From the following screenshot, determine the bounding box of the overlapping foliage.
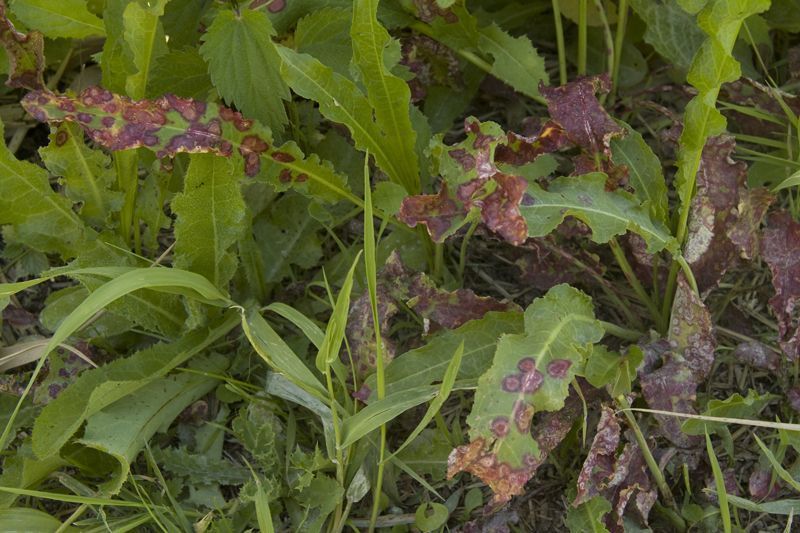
[1,0,800,531]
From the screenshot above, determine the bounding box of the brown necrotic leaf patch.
[0,0,44,90]
[762,211,800,361]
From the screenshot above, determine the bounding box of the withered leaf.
[539,74,624,159]
[0,1,44,90]
[727,187,774,260]
[762,211,800,361]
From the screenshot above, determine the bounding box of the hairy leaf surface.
[10,0,105,39]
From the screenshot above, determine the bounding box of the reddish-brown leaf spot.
[762,211,800,360]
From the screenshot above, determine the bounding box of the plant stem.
[599,321,643,341]
[552,0,567,85]
[608,238,663,329]
[578,0,588,75]
[593,0,615,99]
[610,0,628,101]
[458,218,479,284]
[616,395,682,519]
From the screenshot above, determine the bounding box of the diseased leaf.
[477,23,547,100]
[732,341,780,372]
[22,88,349,202]
[573,406,657,527]
[449,284,604,504]
[39,123,123,227]
[10,0,105,39]
[200,7,289,132]
[640,276,715,447]
[521,173,680,255]
[352,0,419,193]
[762,211,800,361]
[539,75,623,166]
[0,1,43,89]
[684,135,746,292]
[628,0,705,73]
[348,252,519,380]
[172,154,246,289]
[727,187,774,260]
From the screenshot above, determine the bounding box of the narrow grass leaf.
[706,429,732,533]
[265,302,325,349]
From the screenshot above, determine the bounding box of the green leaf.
[31,313,238,459]
[584,345,643,397]
[414,502,449,532]
[295,7,352,76]
[352,0,419,193]
[253,194,323,284]
[148,47,214,99]
[674,0,771,234]
[565,496,611,533]
[477,23,548,101]
[200,7,289,132]
[628,0,705,73]
[277,46,409,191]
[367,311,522,399]
[100,0,135,94]
[10,0,105,39]
[610,122,669,223]
[172,154,245,289]
[452,285,604,504]
[0,508,78,532]
[316,252,360,373]
[123,0,170,99]
[0,119,94,258]
[75,354,226,494]
[521,173,680,254]
[39,123,123,227]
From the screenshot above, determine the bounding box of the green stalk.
[609,238,664,329]
[457,218,479,284]
[593,0,615,97]
[577,0,588,75]
[610,0,628,101]
[599,321,643,341]
[551,0,567,85]
[363,155,387,533]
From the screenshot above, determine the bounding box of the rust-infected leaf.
[684,135,746,292]
[574,406,657,528]
[0,1,44,90]
[640,359,701,448]
[539,74,623,159]
[494,120,570,166]
[728,187,774,260]
[762,211,800,361]
[668,276,716,380]
[346,252,517,378]
[732,341,780,372]
[515,236,606,292]
[21,88,347,202]
[398,183,465,242]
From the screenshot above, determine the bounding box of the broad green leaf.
[610,122,669,223]
[172,154,245,289]
[31,313,238,459]
[674,0,771,234]
[628,0,705,73]
[200,7,289,132]
[0,440,67,508]
[277,46,407,192]
[452,285,603,504]
[352,0,419,193]
[521,173,680,254]
[39,123,123,227]
[75,354,226,494]
[477,23,548,101]
[565,496,611,533]
[415,502,449,532]
[253,194,323,284]
[364,311,523,398]
[0,119,94,258]
[584,345,643,398]
[295,7,352,76]
[23,88,352,204]
[148,47,213,99]
[10,0,105,39]
[161,0,211,49]
[100,0,135,94]
[123,0,170,99]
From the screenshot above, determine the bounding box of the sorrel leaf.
[449,284,603,504]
